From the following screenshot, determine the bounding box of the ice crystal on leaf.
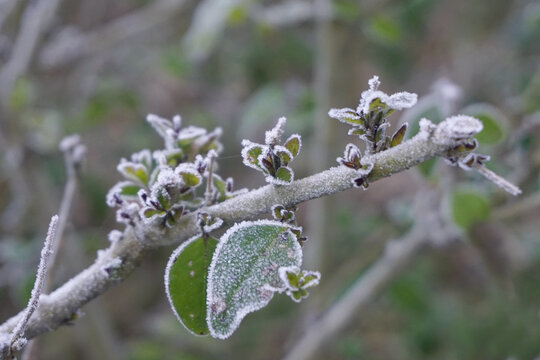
[206,220,303,339]
[241,117,302,185]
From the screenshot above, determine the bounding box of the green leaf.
[166,235,218,336]
[213,175,227,198]
[284,135,301,158]
[275,147,292,165]
[119,184,141,196]
[246,145,263,166]
[461,104,507,145]
[207,220,303,339]
[118,163,149,185]
[450,189,491,230]
[275,166,293,183]
[179,171,201,187]
[391,123,408,147]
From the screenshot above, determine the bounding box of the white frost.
[433,115,483,146]
[206,219,303,339]
[265,117,287,146]
[356,76,417,114]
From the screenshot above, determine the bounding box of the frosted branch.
[7,215,58,357]
[473,164,522,196]
[0,116,516,349]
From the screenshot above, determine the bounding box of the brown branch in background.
[0,0,61,105]
[282,192,451,360]
[45,135,87,291]
[38,0,188,69]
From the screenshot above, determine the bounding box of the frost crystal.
[433,115,483,146]
[107,230,124,243]
[265,117,287,146]
[357,76,417,114]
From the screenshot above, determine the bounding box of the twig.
[473,164,522,196]
[20,136,86,359]
[282,192,445,360]
[492,191,540,221]
[0,117,511,348]
[204,150,217,206]
[38,0,188,69]
[7,215,58,357]
[45,135,86,291]
[0,127,29,233]
[250,1,316,27]
[0,0,61,105]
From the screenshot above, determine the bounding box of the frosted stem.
[205,151,217,206]
[473,164,522,196]
[8,215,58,355]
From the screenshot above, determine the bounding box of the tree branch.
[281,191,448,360]
[4,215,58,358]
[0,0,61,105]
[38,0,188,69]
[0,116,498,353]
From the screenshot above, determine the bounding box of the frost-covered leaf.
[275,166,293,184]
[278,266,321,303]
[106,181,139,207]
[390,123,408,147]
[450,189,491,230]
[284,134,301,158]
[176,165,202,188]
[241,140,265,170]
[206,220,303,339]
[117,161,148,186]
[328,108,363,125]
[271,204,296,224]
[166,235,218,336]
[275,146,293,165]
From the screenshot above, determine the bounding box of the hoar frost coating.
[206,219,303,339]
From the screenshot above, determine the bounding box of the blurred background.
[1,0,540,359]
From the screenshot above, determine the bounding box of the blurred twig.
[282,193,446,360]
[20,135,87,360]
[39,0,188,69]
[250,1,316,27]
[0,0,61,106]
[44,135,86,291]
[0,127,29,233]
